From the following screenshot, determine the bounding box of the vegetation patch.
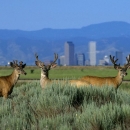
[0,81,130,129]
[1,66,130,80]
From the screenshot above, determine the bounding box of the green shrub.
[0,81,130,129]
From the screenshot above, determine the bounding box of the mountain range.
[0,21,130,65]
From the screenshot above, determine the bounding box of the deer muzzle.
[24,72,27,75]
[22,70,27,75]
[123,72,127,76]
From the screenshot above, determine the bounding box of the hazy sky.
[0,0,130,31]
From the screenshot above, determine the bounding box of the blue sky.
[0,0,130,31]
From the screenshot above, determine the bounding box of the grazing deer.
[35,53,90,88]
[80,55,130,89]
[0,60,26,98]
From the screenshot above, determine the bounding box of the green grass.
[1,66,130,80]
[0,66,41,79]
[1,82,130,129]
[1,66,130,129]
[50,66,119,79]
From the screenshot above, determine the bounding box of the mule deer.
[0,60,26,98]
[80,55,130,89]
[35,53,90,88]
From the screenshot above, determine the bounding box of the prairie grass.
[1,66,130,80]
[0,81,130,129]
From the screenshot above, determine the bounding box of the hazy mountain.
[0,21,130,65]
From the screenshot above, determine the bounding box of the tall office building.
[74,54,78,65]
[115,51,123,65]
[64,41,74,66]
[77,53,85,66]
[89,41,96,66]
[59,55,65,66]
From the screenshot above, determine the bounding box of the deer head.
[110,55,130,78]
[35,53,58,77]
[10,60,27,75]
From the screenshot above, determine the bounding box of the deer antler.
[13,60,18,67]
[50,53,58,66]
[124,54,130,69]
[35,53,44,68]
[19,61,26,68]
[19,61,23,66]
[35,53,39,61]
[10,60,18,68]
[110,55,121,69]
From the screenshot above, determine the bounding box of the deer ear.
[10,62,15,68]
[51,63,57,69]
[115,66,122,70]
[35,61,39,66]
[22,64,26,68]
[114,66,118,70]
[35,61,43,68]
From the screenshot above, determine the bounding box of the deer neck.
[10,69,20,86]
[115,71,124,87]
[40,69,51,88]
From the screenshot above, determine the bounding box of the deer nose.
[24,72,27,75]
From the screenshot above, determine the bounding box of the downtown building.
[88,41,96,66]
[64,41,74,66]
[77,53,85,66]
[59,55,65,66]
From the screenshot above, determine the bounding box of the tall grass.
[0,81,130,129]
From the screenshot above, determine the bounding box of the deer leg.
[3,94,8,99]
[2,91,8,99]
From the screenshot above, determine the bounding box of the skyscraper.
[64,41,74,66]
[116,51,123,65]
[59,55,65,66]
[74,54,78,65]
[77,53,85,66]
[89,41,96,66]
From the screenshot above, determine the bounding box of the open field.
[1,66,130,129]
[1,65,130,90]
[1,66,130,80]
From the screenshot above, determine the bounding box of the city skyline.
[58,41,126,66]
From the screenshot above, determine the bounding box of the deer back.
[80,55,130,89]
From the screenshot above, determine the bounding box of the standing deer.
[35,53,90,88]
[80,55,130,89]
[0,60,26,98]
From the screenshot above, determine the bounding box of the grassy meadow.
[0,66,130,129]
[1,65,130,80]
[0,82,130,129]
